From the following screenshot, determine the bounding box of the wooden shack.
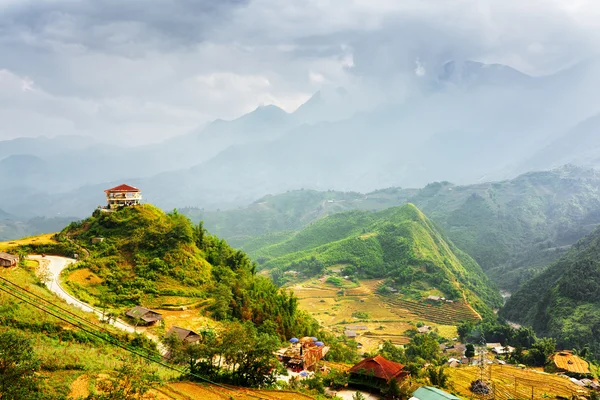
[0,252,19,267]
[125,306,163,326]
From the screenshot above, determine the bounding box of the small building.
[0,252,19,267]
[486,342,502,349]
[444,343,467,357]
[410,386,461,400]
[426,295,441,302]
[166,326,201,344]
[491,345,515,355]
[346,325,369,331]
[91,237,105,244]
[417,325,431,334]
[345,330,357,338]
[125,306,163,326]
[104,184,142,209]
[349,355,408,392]
[552,351,590,375]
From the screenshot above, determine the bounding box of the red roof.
[349,355,406,381]
[104,184,140,193]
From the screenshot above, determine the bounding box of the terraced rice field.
[156,382,315,399]
[386,297,480,325]
[448,365,587,400]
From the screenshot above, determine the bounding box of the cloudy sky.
[0,0,598,145]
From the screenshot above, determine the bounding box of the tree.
[427,366,449,388]
[525,337,556,367]
[465,344,475,362]
[0,330,42,400]
[405,334,442,365]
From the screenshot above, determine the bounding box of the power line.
[0,278,271,400]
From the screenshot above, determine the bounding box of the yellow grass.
[159,382,316,400]
[68,268,103,286]
[448,365,588,400]
[0,233,56,251]
[435,325,458,339]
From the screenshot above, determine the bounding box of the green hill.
[60,205,317,340]
[186,166,600,291]
[254,204,502,317]
[501,227,600,360]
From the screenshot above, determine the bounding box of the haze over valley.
[3,1,600,399]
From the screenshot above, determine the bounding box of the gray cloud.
[0,0,598,143]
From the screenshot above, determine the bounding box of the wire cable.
[0,278,271,400]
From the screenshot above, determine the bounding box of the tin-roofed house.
[0,252,19,267]
[125,306,163,326]
[410,386,461,400]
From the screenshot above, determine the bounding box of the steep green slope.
[501,227,600,359]
[256,204,502,315]
[61,205,317,339]
[188,166,600,291]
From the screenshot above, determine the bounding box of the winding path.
[29,255,140,335]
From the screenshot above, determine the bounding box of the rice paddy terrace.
[290,278,476,347]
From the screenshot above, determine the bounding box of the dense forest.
[501,226,600,361]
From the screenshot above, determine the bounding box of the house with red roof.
[348,355,408,391]
[104,184,142,209]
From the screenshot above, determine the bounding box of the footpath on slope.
[29,255,164,352]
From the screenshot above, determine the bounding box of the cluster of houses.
[277,337,330,372]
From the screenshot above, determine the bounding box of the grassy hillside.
[61,205,318,340]
[501,226,600,360]
[254,204,502,316]
[187,166,600,291]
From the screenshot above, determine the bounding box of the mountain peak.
[437,60,531,86]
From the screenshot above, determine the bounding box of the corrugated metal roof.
[412,386,461,400]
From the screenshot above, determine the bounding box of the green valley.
[501,226,600,361]
[253,203,502,320]
[187,166,600,291]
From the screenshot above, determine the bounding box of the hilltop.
[187,166,600,291]
[60,204,317,340]
[501,226,600,360]
[253,204,502,317]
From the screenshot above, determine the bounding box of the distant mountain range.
[2,58,600,218]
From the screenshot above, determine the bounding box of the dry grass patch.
[68,374,90,399]
[68,268,103,286]
[0,233,56,251]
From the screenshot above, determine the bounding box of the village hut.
[348,355,408,391]
[166,326,201,344]
[0,252,19,267]
[125,306,163,326]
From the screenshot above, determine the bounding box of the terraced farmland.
[448,365,587,400]
[386,297,480,325]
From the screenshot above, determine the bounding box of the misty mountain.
[0,135,96,160]
[2,59,600,218]
[518,112,600,172]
